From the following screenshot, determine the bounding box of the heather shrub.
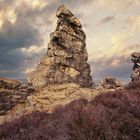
[0,90,140,140]
[125,79,140,90]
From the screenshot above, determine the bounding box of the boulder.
[100,77,123,90]
[27,5,93,88]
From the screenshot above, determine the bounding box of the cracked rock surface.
[27,5,93,88]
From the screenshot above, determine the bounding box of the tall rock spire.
[28,5,93,88]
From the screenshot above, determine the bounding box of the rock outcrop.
[0,78,33,115]
[28,5,93,88]
[99,77,123,90]
[26,84,96,112]
[0,83,99,124]
[0,77,21,89]
[131,52,140,81]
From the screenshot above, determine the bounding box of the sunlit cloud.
[22,0,48,9]
[7,9,17,24]
[20,45,47,54]
[124,16,140,32]
[0,10,4,29]
[25,67,34,75]
[110,59,121,67]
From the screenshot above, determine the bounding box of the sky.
[0,0,140,82]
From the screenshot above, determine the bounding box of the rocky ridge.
[27,5,93,88]
[0,80,123,125]
[0,83,100,124]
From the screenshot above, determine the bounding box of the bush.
[0,86,140,140]
[125,79,140,90]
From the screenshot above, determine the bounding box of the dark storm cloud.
[0,20,43,52]
[97,16,114,26]
[0,48,43,78]
[0,14,44,78]
[0,1,46,78]
[0,49,25,78]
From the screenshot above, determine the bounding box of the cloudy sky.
[0,0,140,82]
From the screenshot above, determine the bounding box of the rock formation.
[28,5,93,88]
[0,83,99,124]
[131,52,140,81]
[99,77,123,90]
[0,77,21,89]
[0,78,33,115]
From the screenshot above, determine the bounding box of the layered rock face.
[131,52,140,81]
[28,5,93,88]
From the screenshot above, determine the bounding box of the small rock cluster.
[99,77,123,90]
[28,5,93,88]
[131,52,140,81]
[0,78,33,115]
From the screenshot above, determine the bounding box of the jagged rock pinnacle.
[27,5,93,88]
[56,5,72,17]
[56,5,82,27]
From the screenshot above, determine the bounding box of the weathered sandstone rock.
[0,77,21,89]
[0,78,33,115]
[28,5,93,88]
[131,52,140,81]
[99,77,123,90]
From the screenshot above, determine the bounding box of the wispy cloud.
[97,16,114,26]
[124,16,140,32]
